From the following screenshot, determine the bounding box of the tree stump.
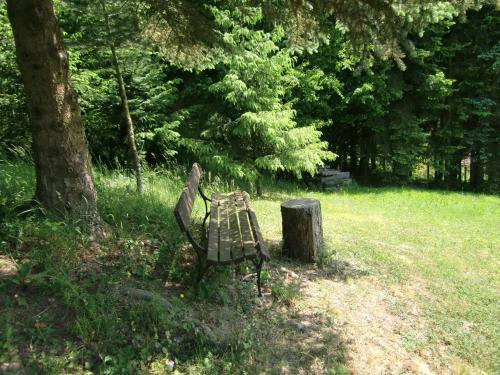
[281,198,323,262]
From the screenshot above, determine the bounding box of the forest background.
[1,0,498,194]
[1,1,499,373]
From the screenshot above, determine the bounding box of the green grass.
[254,184,500,372]
[1,160,499,373]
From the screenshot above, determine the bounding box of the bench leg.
[195,250,209,284]
[196,257,203,283]
[253,257,264,297]
[201,211,210,240]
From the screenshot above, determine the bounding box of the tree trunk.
[281,198,323,262]
[444,156,461,190]
[470,147,484,191]
[7,0,102,232]
[486,137,500,192]
[359,143,369,184]
[256,176,263,197]
[339,151,347,171]
[101,0,143,194]
[434,159,443,185]
[370,149,376,171]
[349,143,358,175]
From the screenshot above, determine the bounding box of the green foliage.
[1,0,497,191]
[58,0,182,167]
[289,4,498,190]
[0,162,202,373]
[182,4,334,187]
[129,58,181,164]
[0,3,29,154]
[271,279,301,305]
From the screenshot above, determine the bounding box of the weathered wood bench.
[174,163,270,296]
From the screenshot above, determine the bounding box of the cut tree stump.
[281,198,323,262]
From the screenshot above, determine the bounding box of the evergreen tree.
[59,0,181,169]
[0,3,29,153]
[61,0,148,192]
[182,6,334,193]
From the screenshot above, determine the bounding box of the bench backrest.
[174,163,202,232]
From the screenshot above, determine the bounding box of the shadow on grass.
[0,164,351,374]
[188,267,350,374]
[267,240,370,283]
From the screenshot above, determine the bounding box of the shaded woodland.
[1,2,499,374]
[1,1,498,204]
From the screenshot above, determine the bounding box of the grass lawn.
[1,161,499,374]
[255,184,500,373]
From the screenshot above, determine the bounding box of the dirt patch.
[185,259,447,374]
[191,259,452,374]
[261,260,460,375]
[301,277,438,374]
[187,268,346,374]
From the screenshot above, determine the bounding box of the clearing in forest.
[1,164,499,374]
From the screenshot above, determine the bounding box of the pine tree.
[182,5,334,193]
[60,0,182,184]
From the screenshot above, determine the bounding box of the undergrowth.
[1,158,498,374]
[1,159,344,374]
[0,161,273,374]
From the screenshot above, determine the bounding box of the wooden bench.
[174,163,270,296]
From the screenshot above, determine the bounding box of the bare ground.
[203,258,478,375]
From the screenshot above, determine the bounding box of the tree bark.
[470,147,484,191]
[370,148,376,171]
[349,142,358,175]
[486,137,500,192]
[100,0,143,194]
[434,159,443,185]
[256,176,263,197]
[281,198,323,262]
[7,0,102,231]
[444,156,461,189]
[358,128,370,183]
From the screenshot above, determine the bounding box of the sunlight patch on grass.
[255,186,499,372]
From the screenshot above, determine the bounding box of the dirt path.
[301,278,434,374]
[273,263,455,375]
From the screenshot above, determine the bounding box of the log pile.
[318,167,352,190]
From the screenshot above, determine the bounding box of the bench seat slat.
[207,194,220,264]
[235,193,257,259]
[229,195,245,263]
[218,199,232,264]
[243,192,270,261]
